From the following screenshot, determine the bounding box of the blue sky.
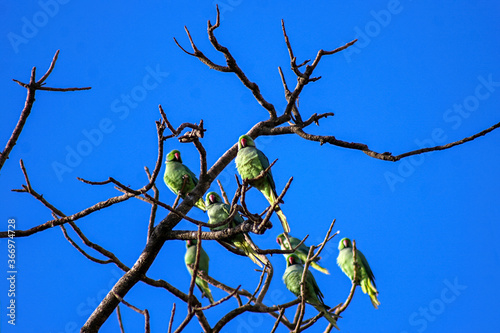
[1,1,499,332]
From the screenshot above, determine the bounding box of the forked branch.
[1,50,91,172]
[174,5,277,119]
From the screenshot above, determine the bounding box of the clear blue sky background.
[1,1,499,332]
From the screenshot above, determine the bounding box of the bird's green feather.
[235,135,290,233]
[337,238,380,308]
[282,255,339,329]
[164,150,206,212]
[184,240,214,304]
[205,192,264,267]
[277,234,330,274]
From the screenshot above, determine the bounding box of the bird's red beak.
[343,239,349,248]
[241,138,247,147]
[174,152,180,161]
[276,237,281,245]
[209,194,215,203]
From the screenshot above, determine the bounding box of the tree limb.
[1,50,91,172]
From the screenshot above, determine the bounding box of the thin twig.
[167,303,176,333]
[175,5,278,118]
[187,225,203,314]
[195,286,241,311]
[255,235,309,255]
[310,219,337,263]
[116,305,125,333]
[281,19,303,78]
[256,256,274,304]
[194,270,253,300]
[293,246,314,332]
[112,292,150,333]
[173,313,196,333]
[60,224,112,265]
[113,187,209,227]
[0,50,90,172]
[250,266,268,303]
[217,180,230,204]
[257,177,293,233]
[158,105,176,134]
[144,166,159,241]
[3,121,166,238]
[270,308,285,333]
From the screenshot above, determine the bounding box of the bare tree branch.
[195,286,240,311]
[66,9,499,333]
[187,226,203,314]
[144,166,159,241]
[1,50,91,172]
[116,305,125,333]
[217,179,230,204]
[60,224,113,265]
[270,309,285,333]
[167,303,176,333]
[1,121,165,238]
[175,5,278,119]
[293,245,314,332]
[112,293,150,333]
[263,120,500,162]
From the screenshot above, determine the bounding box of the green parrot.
[235,135,290,233]
[184,239,214,304]
[337,237,380,309]
[283,254,339,330]
[163,149,206,212]
[276,233,330,275]
[205,191,264,267]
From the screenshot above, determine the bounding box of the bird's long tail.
[296,253,330,274]
[361,278,380,309]
[310,261,330,275]
[197,280,214,304]
[195,198,207,212]
[275,207,290,233]
[234,239,265,268]
[264,190,290,233]
[313,305,340,330]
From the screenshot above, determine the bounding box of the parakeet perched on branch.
[276,233,330,275]
[163,149,206,212]
[283,254,339,330]
[205,191,264,267]
[235,135,290,233]
[184,239,214,304]
[337,237,380,309]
